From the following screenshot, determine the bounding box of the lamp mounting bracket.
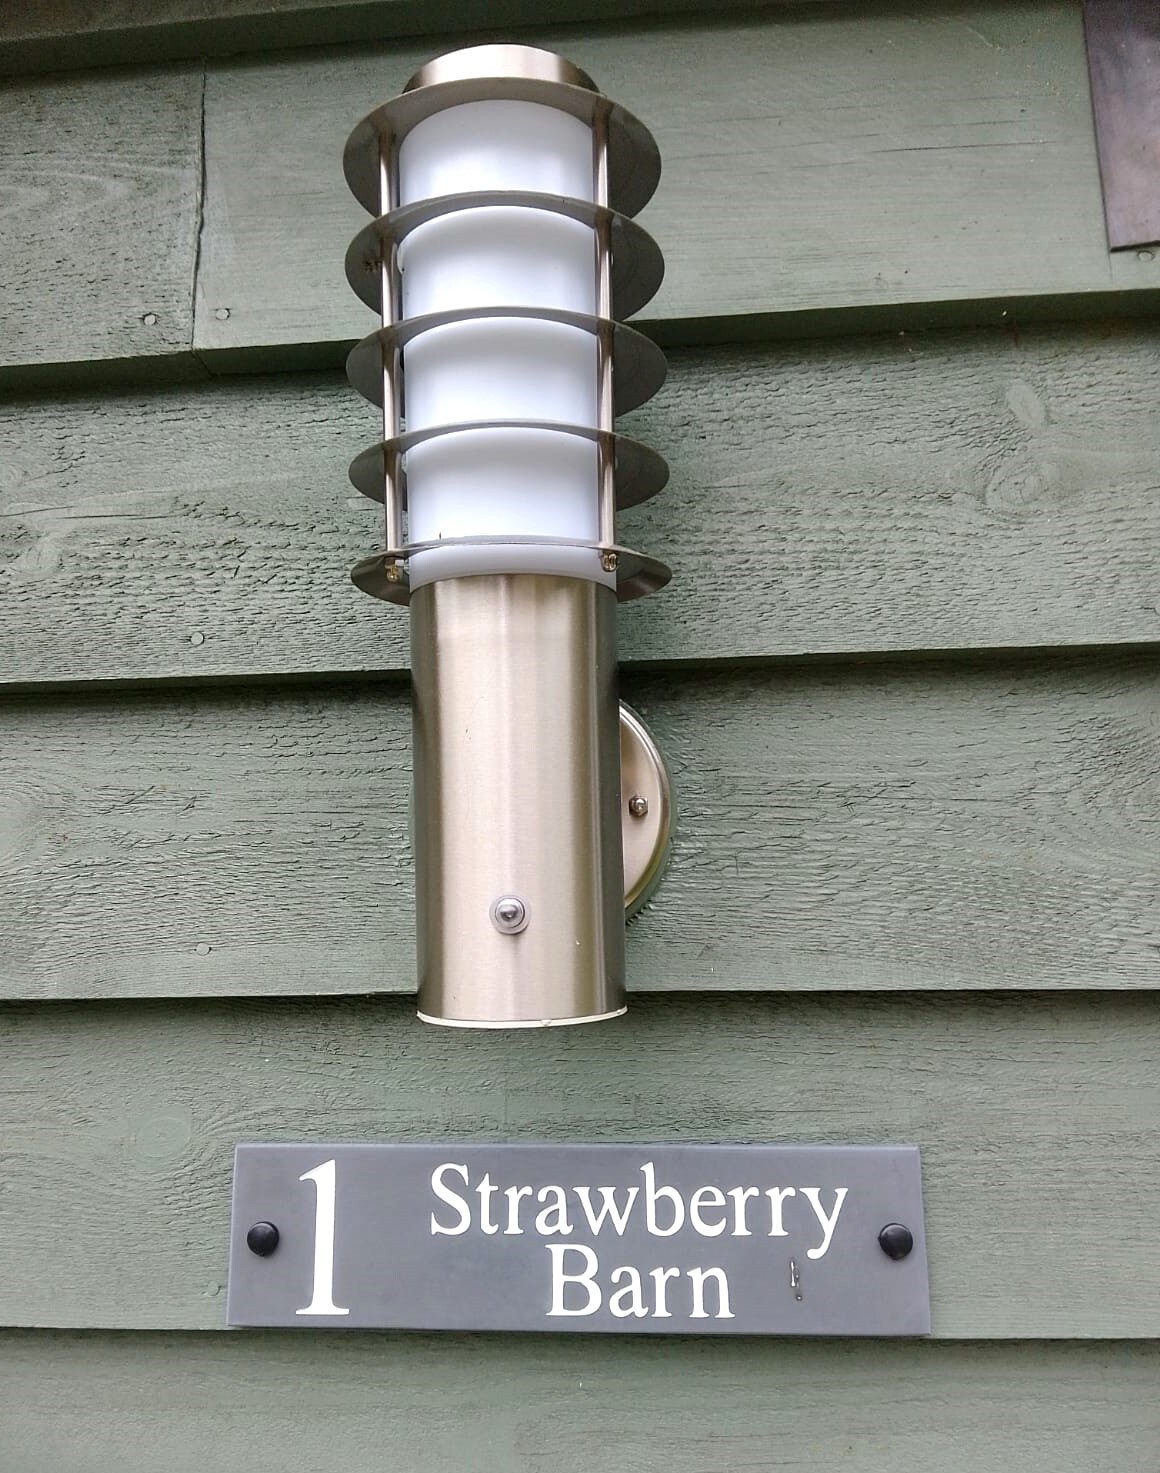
[620,703,671,917]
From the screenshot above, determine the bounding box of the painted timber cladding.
[2,658,1159,1000]
[1,992,1158,1334]
[194,0,1160,360]
[6,0,1160,391]
[0,1,1157,1467]
[6,323,1160,686]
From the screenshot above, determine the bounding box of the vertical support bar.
[378,134,404,555]
[593,105,616,550]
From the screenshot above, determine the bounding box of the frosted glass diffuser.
[398,103,600,586]
[343,42,669,602]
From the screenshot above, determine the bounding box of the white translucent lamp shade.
[404,320,601,589]
[406,429,601,587]
[395,99,607,588]
[399,208,596,317]
[404,318,596,430]
[398,100,595,203]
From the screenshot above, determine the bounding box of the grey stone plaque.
[227,1142,929,1335]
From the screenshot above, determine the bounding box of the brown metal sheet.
[1083,0,1160,249]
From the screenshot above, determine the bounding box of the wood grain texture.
[0,992,1157,1333]
[2,1333,1157,1471]
[194,0,1160,361]
[1,656,1158,1001]
[0,65,204,381]
[5,320,1160,687]
[0,0,895,77]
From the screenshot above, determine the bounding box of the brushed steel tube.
[411,574,625,1027]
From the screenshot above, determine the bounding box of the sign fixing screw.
[246,1221,280,1256]
[878,1223,914,1260]
[627,793,649,819]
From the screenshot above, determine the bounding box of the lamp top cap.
[403,44,599,96]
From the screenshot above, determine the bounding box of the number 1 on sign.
[296,1159,350,1316]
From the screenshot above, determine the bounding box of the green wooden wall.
[1,0,1157,1465]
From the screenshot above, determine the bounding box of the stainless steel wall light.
[342,44,672,1028]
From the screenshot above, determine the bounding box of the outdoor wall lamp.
[342,44,672,1029]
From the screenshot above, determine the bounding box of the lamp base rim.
[417,1006,627,1030]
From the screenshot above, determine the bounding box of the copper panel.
[1083,0,1160,249]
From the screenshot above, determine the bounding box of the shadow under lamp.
[342,44,672,1028]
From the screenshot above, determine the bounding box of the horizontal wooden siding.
[4,322,1160,687]
[0,0,1154,1458]
[2,1334,1157,1470]
[1,992,1157,1335]
[0,655,1156,1001]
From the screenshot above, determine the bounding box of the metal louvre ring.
[403,45,598,95]
[345,307,667,416]
[344,83,660,219]
[349,420,668,511]
[345,191,664,320]
[351,538,671,605]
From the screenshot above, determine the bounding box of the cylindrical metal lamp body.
[411,573,624,1026]
[342,45,669,1027]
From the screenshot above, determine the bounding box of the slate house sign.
[228,1144,930,1335]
